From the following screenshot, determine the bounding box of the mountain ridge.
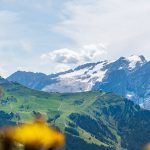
[7,55,150,109]
[0,77,150,150]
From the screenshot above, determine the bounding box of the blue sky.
[0,0,150,77]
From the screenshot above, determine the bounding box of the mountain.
[0,77,150,150]
[7,71,58,90]
[8,55,146,91]
[41,55,146,93]
[8,55,150,109]
[127,61,150,109]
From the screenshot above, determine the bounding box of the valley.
[0,77,150,150]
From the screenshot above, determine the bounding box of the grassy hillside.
[0,78,150,150]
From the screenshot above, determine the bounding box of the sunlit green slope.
[0,77,150,150]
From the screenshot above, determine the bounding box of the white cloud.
[41,43,107,72]
[53,0,150,59]
[0,65,6,77]
[1,0,150,76]
[41,48,80,64]
[52,63,71,73]
[0,39,33,53]
[81,43,107,61]
[0,10,33,53]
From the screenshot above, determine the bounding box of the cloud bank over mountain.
[0,0,150,76]
[41,43,107,71]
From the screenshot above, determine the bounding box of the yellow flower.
[10,119,65,149]
[144,143,150,150]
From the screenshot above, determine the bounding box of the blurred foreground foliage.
[0,117,65,150]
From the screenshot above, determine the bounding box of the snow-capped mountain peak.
[9,55,147,94]
[126,55,147,69]
[59,61,108,80]
[42,61,109,92]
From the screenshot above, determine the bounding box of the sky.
[0,0,150,77]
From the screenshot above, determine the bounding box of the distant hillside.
[7,71,57,90]
[0,77,150,150]
[7,55,150,109]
